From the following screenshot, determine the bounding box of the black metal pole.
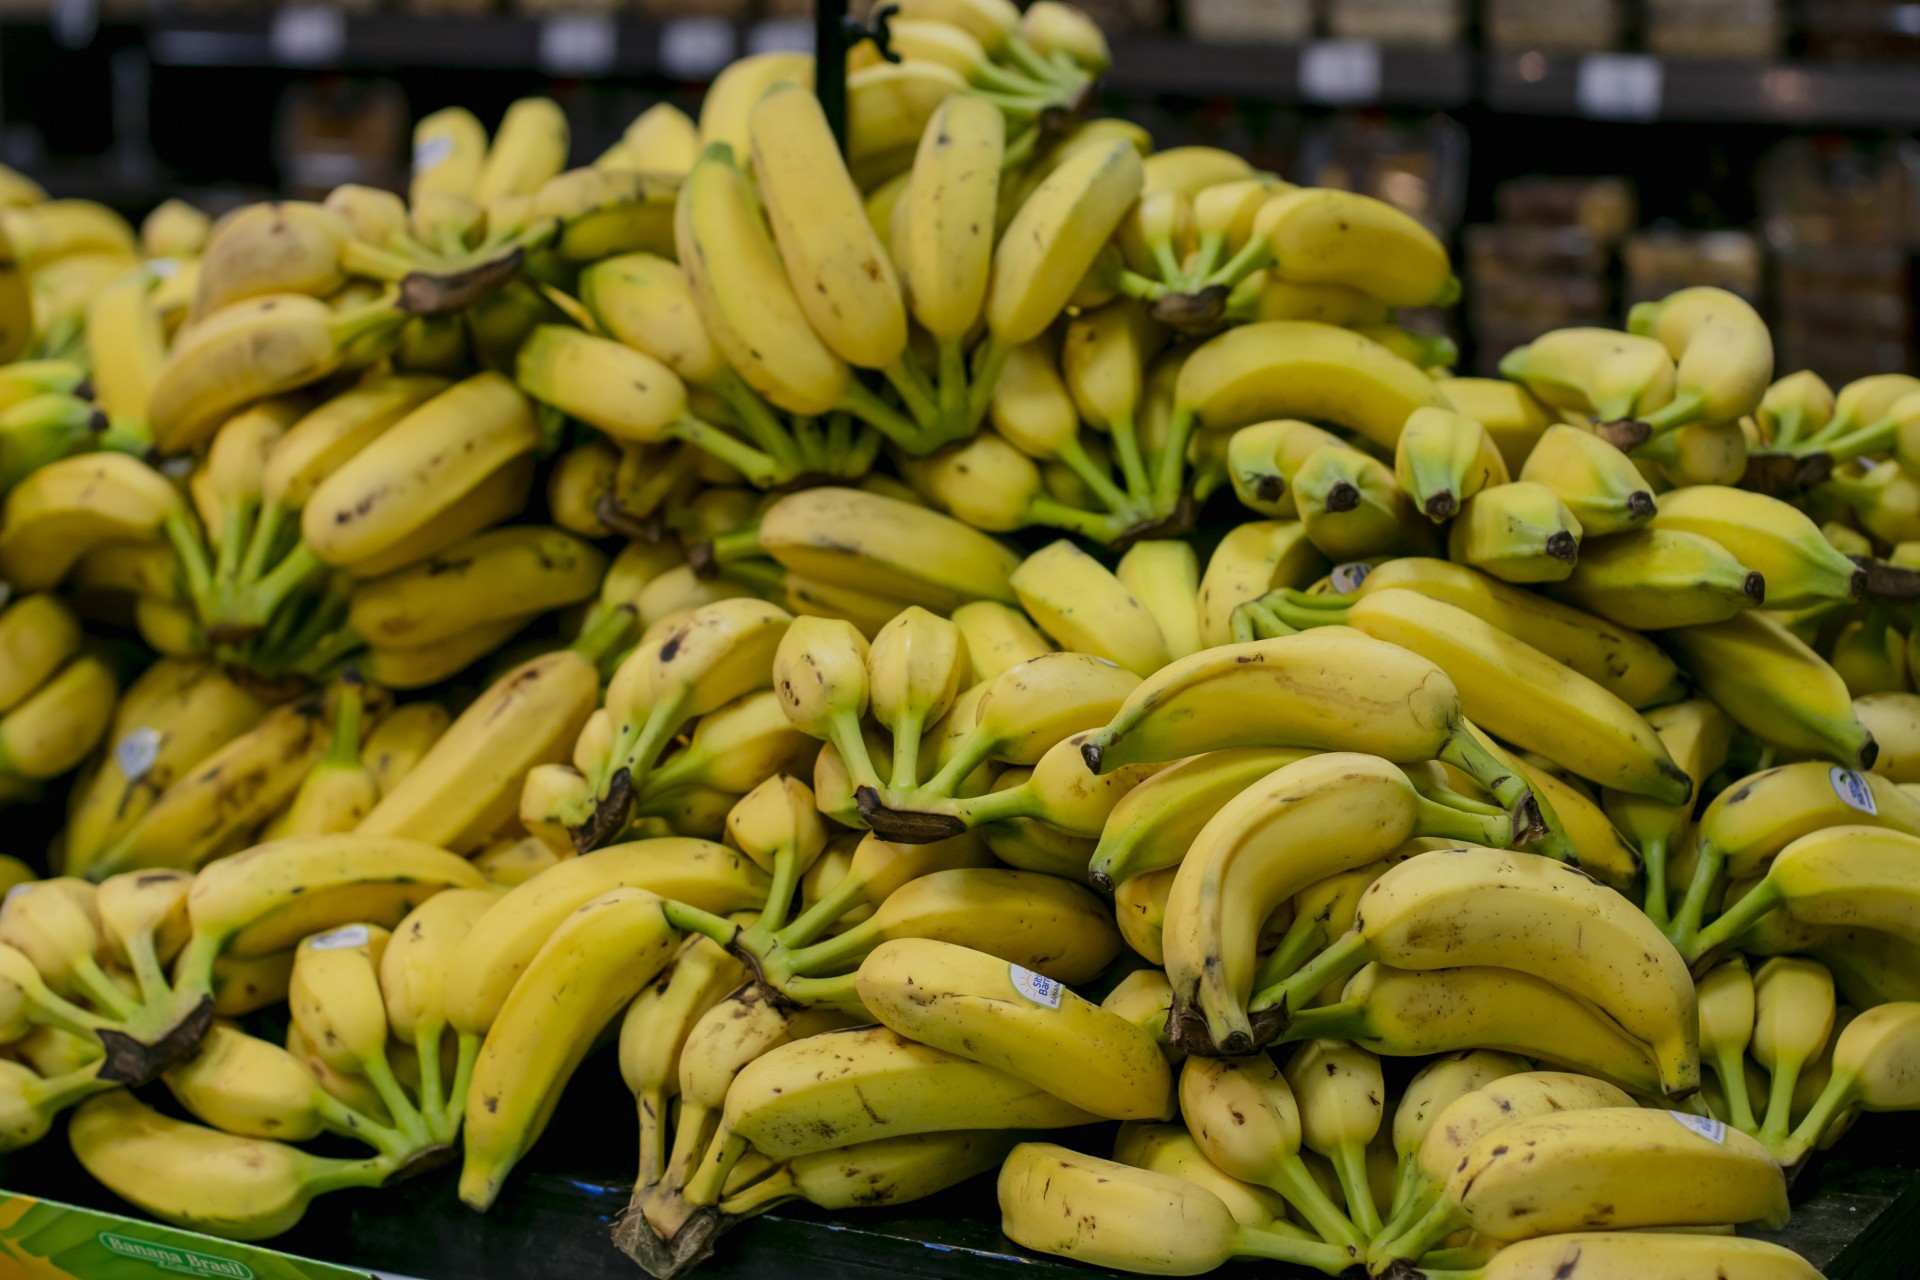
[816,0,850,153]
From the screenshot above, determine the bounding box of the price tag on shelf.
[540,13,617,77]
[270,5,346,67]
[659,16,735,80]
[1299,40,1381,106]
[747,17,813,56]
[1576,53,1663,121]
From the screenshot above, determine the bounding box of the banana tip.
[1544,531,1577,561]
[1325,481,1361,513]
[1626,490,1656,517]
[1423,492,1456,520]
[1080,738,1107,774]
[1742,572,1766,606]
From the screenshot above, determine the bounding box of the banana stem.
[1712,1044,1759,1134]
[1235,1222,1355,1276]
[883,357,942,436]
[1203,234,1274,291]
[235,500,289,597]
[1250,917,1327,994]
[71,954,141,1021]
[1152,408,1199,514]
[1028,497,1126,542]
[841,382,927,451]
[1251,930,1369,1016]
[681,1130,750,1209]
[1055,436,1135,516]
[28,980,119,1037]
[715,372,805,476]
[670,415,784,489]
[778,917,881,979]
[1412,795,1513,846]
[966,340,1014,432]
[1770,407,1808,451]
[1369,1193,1464,1270]
[318,1087,411,1160]
[1184,232,1227,294]
[831,711,886,796]
[919,728,996,799]
[121,929,174,1008]
[1641,835,1671,928]
[773,872,870,952]
[1780,1069,1856,1166]
[443,1032,481,1145]
[1683,865,1776,964]
[1331,1141,1382,1236]
[1149,238,1185,291]
[1269,1153,1367,1253]
[304,1149,404,1198]
[758,846,805,938]
[1815,419,1895,463]
[775,973,867,1014]
[661,901,743,952]
[1640,388,1709,435]
[572,603,638,667]
[1757,1056,1803,1152]
[248,541,328,630]
[715,1166,798,1219]
[1108,413,1153,504]
[163,511,216,617]
[937,337,968,435]
[1386,1156,1424,1223]
[411,1025,446,1142]
[1437,730,1540,835]
[888,712,927,794]
[360,1047,433,1152]
[212,498,254,599]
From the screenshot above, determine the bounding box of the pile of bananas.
[5,1,1920,1278]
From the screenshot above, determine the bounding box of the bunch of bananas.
[6,2,1920,1278]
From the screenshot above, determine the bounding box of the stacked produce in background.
[1,4,1920,1279]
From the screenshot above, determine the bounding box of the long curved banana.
[459,888,679,1211]
[1260,846,1699,1097]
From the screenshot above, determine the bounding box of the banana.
[1423,1107,1786,1249]
[903,93,1003,355]
[1315,558,1684,709]
[0,879,128,1021]
[1435,375,1555,473]
[1857,692,1920,782]
[263,678,380,839]
[1286,963,1663,1096]
[1662,611,1875,770]
[0,452,186,593]
[751,84,907,376]
[0,594,78,717]
[718,1128,1020,1224]
[1630,285,1774,433]
[296,373,539,580]
[676,142,870,426]
[1283,1039,1385,1235]
[84,266,166,424]
[1518,425,1657,540]
[1265,846,1699,1097]
[1747,955,1836,1151]
[1634,417,1750,488]
[149,293,404,455]
[1010,540,1169,677]
[764,866,1120,992]
[1759,369,1836,449]
[94,868,191,1006]
[1290,443,1438,561]
[979,138,1145,381]
[1196,518,1327,647]
[1393,405,1509,521]
[459,888,679,1211]
[286,923,431,1146]
[1649,485,1864,608]
[442,838,768,1038]
[897,651,1140,812]
[696,50,814,155]
[856,937,1172,1120]
[1554,527,1764,629]
[1174,1052,1364,1250]
[1384,1050,1530,1222]
[1694,825,1920,964]
[1604,699,1733,925]
[1088,747,1316,889]
[620,934,747,1190]
[347,525,604,651]
[1268,589,1688,801]
[1111,1121,1290,1229]
[0,649,113,786]
[1784,1000,1920,1165]
[755,487,1021,612]
[192,202,358,320]
[70,1089,394,1241]
[602,102,699,173]
[1449,1232,1822,1280]
[377,887,497,1144]
[411,106,488,203]
[864,606,970,791]
[645,690,819,799]
[358,648,599,854]
[4,199,134,267]
[1447,480,1584,584]
[472,98,569,206]
[905,728,1159,840]
[997,1142,1352,1277]
[163,1021,394,1150]
[88,695,332,878]
[1113,540,1202,661]
[1173,322,1445,465]
[1497,328,1677,427]
[359,700,450,798]
[950,600,1053,682]
[694,1024,1099,1192]
[1161,752,1514,1056]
